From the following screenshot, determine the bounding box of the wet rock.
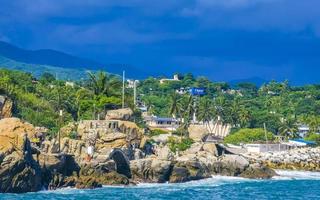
[169,161,209,183]
[240,164,277,179]
[130,158,172,183]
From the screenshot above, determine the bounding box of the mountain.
[0,41,149,80]
[0,41,104,70]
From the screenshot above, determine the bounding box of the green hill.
[0,56,90,80]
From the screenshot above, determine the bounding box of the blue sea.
[1,170,320,200]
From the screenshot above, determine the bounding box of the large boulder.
[213,155,250,176]
[75,163,130,189]
[106,108,133,121]
[188,125,208,142]
[240,164,277,179]
[0,118,36,153]
[130,158,172,183]
[0,95,13,119]
[169,160,209,183]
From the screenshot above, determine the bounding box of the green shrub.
[305,133,320,145]
[168,136,194,153]
[149,129,169,137]
[224,128,274,145]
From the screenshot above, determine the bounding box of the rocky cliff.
[0,118,42,193]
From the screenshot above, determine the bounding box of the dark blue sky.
[0,0,320,84]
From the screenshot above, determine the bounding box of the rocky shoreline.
[247,147,320,171]
[0,108,316,194]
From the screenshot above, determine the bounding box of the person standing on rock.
[86,143,94,162]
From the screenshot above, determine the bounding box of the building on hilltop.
[159,74,180,84]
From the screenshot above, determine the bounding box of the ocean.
[1,170,320,200]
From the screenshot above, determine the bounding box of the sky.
[0,0,320,84]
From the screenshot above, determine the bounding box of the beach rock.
[169,160,209,183]
[0,95,13,119]
[75,163,129,188]
[130,158,172,183]
[240,164,277,179]
[106,108,133,121]
[214,155,250,176]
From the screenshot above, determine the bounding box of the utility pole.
[93,103,96,120]
[58,109,63,153]
[122,70,125,108]
[264,122,269,151]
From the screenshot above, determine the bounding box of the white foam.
[275,170,320,180]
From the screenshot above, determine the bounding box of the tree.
[87,71,121,96]
[197,97,218,133]
[224,128,274,145]
[169,92,182,119]
[278,117,299,139]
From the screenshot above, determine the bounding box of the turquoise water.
[1,170,320,200]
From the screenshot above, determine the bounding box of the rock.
[130,158,172,183]
[151,134,172,144]
[240,164,277,179]
[184,142,203,154]
[169,160,209,183]
[98,171,130,185]
[106,108,133,121]
[38,154,67,173]
[215,155,250,176]
[75,163,129,188]
[188,124,208,142]
[75,176,102,189]
[0,118,36,153]
[60,122,78,138]
[202,143,218,156]
[156,146,174,160]
[0,95,13,119]
[0,133,42,193]
[97,132,127,149]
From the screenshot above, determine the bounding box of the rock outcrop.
[188,125,208,142]
[0,95,13,119]
[105,108,133,121]
[130,158,172,183]
[0,118,42,193]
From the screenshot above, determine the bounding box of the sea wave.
[274,170,320,180]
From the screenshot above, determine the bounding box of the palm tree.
[278,117,299,139]
[238,107,250,128]
[305,115,320,133]
[197,97,218,133]
[87,71,121,96]
[169,92,182,119]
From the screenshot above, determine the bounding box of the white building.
[160,74,180,84]
[245,143,290,153]
[145,116,180,130]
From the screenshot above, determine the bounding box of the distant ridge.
[229,77,268,87]
[0,41,103,70]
